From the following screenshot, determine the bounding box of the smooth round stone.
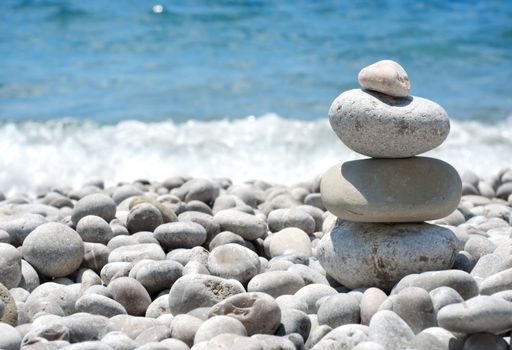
[100,262,133,285]
[413,327,463,350]
[145,295,170,318]
[107,277,152,316]
[437,295,512,334]
[464,236,496,260]
[392,270,479,300]
[369,311,414,350]
[134,325,172,345]
[56,313,112,342]
[267,208,315,234]
[247,271,305,298]
[126,203,163,234]
[317,293,360,328]
[317,221,458,290]
[108,243,165,263]
[112,185,143,205]
[76,215,113,245]
[175,178,220,204]
[207,244,260,285]
[0,213,46,247]
[170,314,203,347]
[22,223,84,278]
[328,89,450,158]
[169,274,245,315]
[268,228,312,258]
[71,194,116,226]
[358,60,410,97]
[213,209,267,241]
[276,309,311,340]
[360,287,387,326]
[321,158,461,222]
[178,211,220,242]
[470,253,512,280]
[429,287,464,315]
[129,260,183,295]
[0,243,22,289]
[208,292,281,336]
[311,324,369,350]
[480,267,512,295]
[154,222,207,250]
[0,229,10,244]
[129,197,177,223]
[387,287,436,334]
[101,331,137,350]
[294,284,338,314]
[75,294,127,318]
[0,322,22,350]
[209,231,245,250]
[194,315,247,344]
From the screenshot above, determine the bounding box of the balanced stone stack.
[317,60,463,291]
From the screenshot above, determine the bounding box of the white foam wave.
[0,114,511,194]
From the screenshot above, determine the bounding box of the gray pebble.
[429,286,464,314]
[154,222,207,250]
[107,277,152,316]
[76,215,114,244]
[108,314,159,339]
[170,314,203,347]
[267,208,315,234]
[392,270,479,300]
[101,331,137,350]
[276,308,311,340]
[168,274,244,315]
[71,194,116,226]
[437,295,512,334]
[479,267,512,295]
[194,315,246,344]
[0,213,46,247]
[126,203,163,234]
[275,295,308,313]
[75,294,127,317]
[209,292,281,336]
[389,287,436,334]
[464,236,496,260]
[182,261,209,275]
[317,293,360,328]
[100,262,133,285]
[0,243,22,289]
[129,259,183,295]
[108,243,165,263]
[209,231,245,250]
[213,209,267,240]
[268,228,312,258]
[178,211,220,243]
[360,287,388,325]
[369,310,414,350]
[312,324,369,350]
[287,264,329,286]
[207,244,260,285]
[247,271,305,297]
[145,295,170,318]
[22,223,84,278]
[294,284,337,314]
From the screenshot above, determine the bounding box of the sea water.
[1,0,511,193]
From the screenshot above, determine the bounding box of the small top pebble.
[358,59,410,97]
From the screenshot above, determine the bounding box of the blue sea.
[1,0,511,193]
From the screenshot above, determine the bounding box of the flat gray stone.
[317,221,458,290]
[71,194,116,226]
[209,292,281,336]
[328,89,450,158]
[169,274,244,315]
[268,228,312,258]
[108,243,165,263]
[213,209,267,240]
[321,158,461,222]
[154,222,207,250]
[369,310,414,350]
[247,271,305,298]
[194,315,246,344]
[437,295,512,334]
[317,293,360,328]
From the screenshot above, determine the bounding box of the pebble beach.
[0,166,512,350]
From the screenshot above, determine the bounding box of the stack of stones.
[317,60,463,291]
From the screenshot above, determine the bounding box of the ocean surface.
[1,0,511,193]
